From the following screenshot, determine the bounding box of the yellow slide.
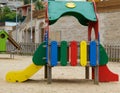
[6,63,42,82]
[6,42,46,83]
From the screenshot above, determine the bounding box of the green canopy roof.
[48,1,97,26]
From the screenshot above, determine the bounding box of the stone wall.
[50,12,120,44]
[101,12,120,44]
[50,16,88,42]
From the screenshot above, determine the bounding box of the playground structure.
[0,30,21,58]
[6,0,119,84]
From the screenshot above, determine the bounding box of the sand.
[0,54,120,93]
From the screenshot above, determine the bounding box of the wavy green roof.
[48,1,97,26]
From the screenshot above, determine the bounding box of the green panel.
[60,41,68,66]
[0,30,8,51]
[32,42,46,65]
[99,44,108,65]
[48,1,97,25]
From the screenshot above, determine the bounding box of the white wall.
[35,18,45,43]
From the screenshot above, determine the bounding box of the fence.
[7,42,120,62]
[7,42,40,55]
[104,44,120,62]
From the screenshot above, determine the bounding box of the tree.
[23,0,30,4]
[23,0,38,5]
[23,0,44,10]
[35,0,44,10]
[33,0,38,2]
[3,6,11,14]
[5,12,16,21]
[0,6,17,22]
[0,7,5,22]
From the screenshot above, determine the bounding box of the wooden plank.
[33,10,45,18]
[118,46,120,62]
[97,0,120,7]
[115,46,117,62]
[110,45,112,62]
[116,46,119,62]
[96,0,120,12]
[8,34,21,50]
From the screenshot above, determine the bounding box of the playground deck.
[0,54,120,93]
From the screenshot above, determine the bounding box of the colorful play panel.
[6,0,119,84]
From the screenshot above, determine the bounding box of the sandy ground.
[0,54,120,93]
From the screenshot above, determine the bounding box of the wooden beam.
[96,0,120,13]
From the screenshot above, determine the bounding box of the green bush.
[0,6,17,22]
[35,0,44,10]
[5,12,16,21]
[23,0,38,4]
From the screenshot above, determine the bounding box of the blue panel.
[90,41,97,66]
[50,41,58,66]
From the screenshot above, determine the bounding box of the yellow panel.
[80,41,87,66]
[6,63,42,82]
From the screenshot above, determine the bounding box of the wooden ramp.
[7,34,21,50]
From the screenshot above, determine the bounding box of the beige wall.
[35,18,45,43]
[101,12,120,44]
[50,12,120,44]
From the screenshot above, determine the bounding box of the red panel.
[70,41,77,66]
[92,65,119,82]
